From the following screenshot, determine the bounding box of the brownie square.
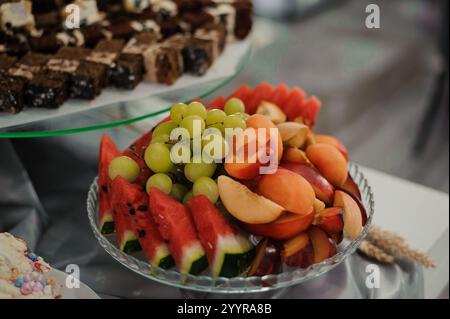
[110,53,143,89]
[0,71,25,113]
[195,22,227,56]
[0,54,17,70]
[165,35,214,76]
[106,20,137,40]
[233,1,253,40]
[89,39,124,84]
[81,24,108,48]
[50,47,106,99]
[9,52,51,80]
[29,32,63,53]
[143,44,183,85]
[24,70,68,109]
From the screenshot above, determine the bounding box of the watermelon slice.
[111,177,174,268]
[123,130,153,187]
[269,83,290,108]
[245,82,274,115]
[149,188,208,275]
[98,134,121,234]
[300,96,321,128]
[282,87,306,121]
[228,84,252,106]
[206,96,226,110]
[110,177,141,253]
[187,195,254,277]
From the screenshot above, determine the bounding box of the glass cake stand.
[87,163,375,294]
[0,39,251,138]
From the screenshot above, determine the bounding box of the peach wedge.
[333,190,363,240]
[306,143,348,187]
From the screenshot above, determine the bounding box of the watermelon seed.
[138,205,148,212]
[101,185,108,192]
[129,209,136,215]
[139,230,146,238]
[127,203,132,207]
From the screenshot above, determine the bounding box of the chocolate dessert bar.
[165,35,214,76]
[0,71,24,113]
[110,32,158,89]
[9,52,50,80]
[195,22,226,58]
[143,43,183,85]
[89,39,124,84]
[179,11,214,33]
[152,0,179,20]
[0,53,17,70]
[24,70,68,108]
[105,19,137,40]
[50,46,106,99]
[233,0,253,40]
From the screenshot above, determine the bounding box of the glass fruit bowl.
[87,163,374,294]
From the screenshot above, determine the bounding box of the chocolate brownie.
[195,22,226,58]
[143,44,183,85]
[165,35,214,76]
[50,47,106,99]
[233,0,253,40]
[81,24,108,48]
[180,11,214,33]
[89,39,124,84]
[110,53,143,89]
[105,19,137,40]
[0,53,17,70]
[29,32,63,53]
[9,52,51,80]
[24,70,68,108]
[0,71,25,113]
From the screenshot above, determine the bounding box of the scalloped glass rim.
[0,41,251,139]
[87,163,375,294]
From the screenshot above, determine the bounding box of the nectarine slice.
[282,148,312,166]
[248,239,282,277]
[242,211,314,240]
[281,162,335,206]
[314,207,344,235]
[333,190,363,239]
[218,176,284,224]
[306,144,348,187]
[258,168,315,216]
[340,174,362,201]
[282,233,314,268]
[315,135,349,161]
[307,226,337,263]
[246,114,283,161]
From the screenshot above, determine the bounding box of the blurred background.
[215,0,449,192]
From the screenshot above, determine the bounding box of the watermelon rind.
[211,234,254,277]
[180,241,208,275]
[119,230,141,254]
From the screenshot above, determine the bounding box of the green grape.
[193,176,219,203]
[151,133,171,149]
[146,173,173,195]
[206,109,226,126]
[153,121,178,138]
[170,183,188,201]
[224,98,245,115]
[223,114,247,130]
[170,103,188,124]
[180,115,205,139]
[108,156,140,182]
[236,112,250,121]
[182,190,194,205]
[186,101,207,119]
[208,123,225,136]
[184,162,217,182]
[202,131,228,160]
[144,143,174,173]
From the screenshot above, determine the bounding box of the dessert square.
[0,71,24,113]
[143,44,183,85]
[24,70,68,108]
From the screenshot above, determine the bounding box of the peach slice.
[258,168,315,216]
[281,232,314,268]
[242,211,314,240]
[315,135,349,161]
[314,207,344,235]
[306,144,348,187]
[248,238,282,277]
[276,122,310,149]
[313,198,326,214]
[218,175,284,224]
[340,174,362,201]
[281,148,312,166]
[307,226,337,263]
[256,101,287,125]
[333,190,363,239]
[281,163,335,206]
[246,114,283,161]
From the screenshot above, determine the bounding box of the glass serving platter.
[0,39,251,138]
[87,163,375,294]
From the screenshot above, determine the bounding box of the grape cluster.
[109,98,249,204]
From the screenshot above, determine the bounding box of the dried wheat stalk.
[361,226,436,268]
[359,240,395,264]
